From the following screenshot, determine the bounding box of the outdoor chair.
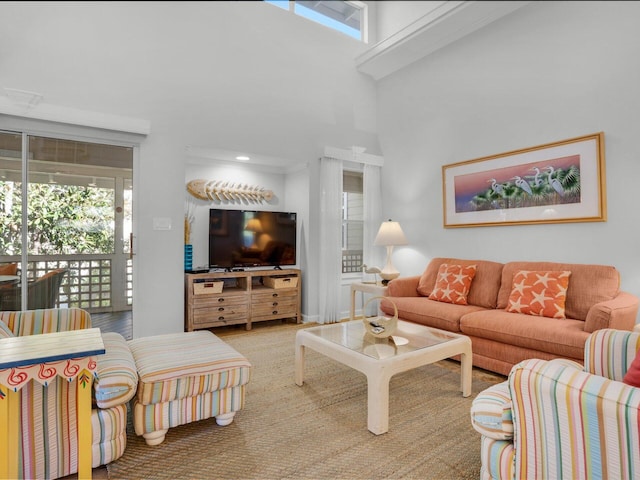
[0,268,68,311]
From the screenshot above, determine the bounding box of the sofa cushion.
[428,263,476,305]
[460,309,588,358]
[505,270,571,319]
[381,296,486,332]
[129,331,252,405]
[497,261,620,321]
[417,258,504,308]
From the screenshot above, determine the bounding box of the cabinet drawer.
[252,312,298,322]
[192,293,248,308]
[252,302,297,318]
[192,317,247,328]
[252,296,297,310]
[252,289,298,302]
[192,304,248,325]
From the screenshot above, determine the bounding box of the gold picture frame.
[442,132,606,228]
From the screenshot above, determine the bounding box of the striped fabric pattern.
[133,384,247,435]
[470,381,513,440]
[91,403,128,468]
[94,332,139,408]
[1,307,91,336]
[0,318,14,338]
[129,330,252,404]
[128,330,252,438]
[480,436,514,480]
[509,358,640,480]
[584,328,640,381]
[4,308,134,478]
[19,379,129,479]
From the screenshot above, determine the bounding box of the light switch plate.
[153,217,172,230]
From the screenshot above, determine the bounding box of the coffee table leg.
[366,371,390,435]
[295,338,305,386]
[460,341,472,397]
[350,285,356,320]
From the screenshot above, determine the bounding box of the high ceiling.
[0,1,530,171]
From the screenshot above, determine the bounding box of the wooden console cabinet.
[185,269,301,331]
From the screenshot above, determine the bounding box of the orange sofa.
[381,257,640,375]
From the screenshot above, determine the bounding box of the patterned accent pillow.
[623,350,640,388]
[0,320,14,338]
[428,264,477,305]
[506,270,571,319]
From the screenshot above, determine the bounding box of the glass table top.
[304,320,460,359]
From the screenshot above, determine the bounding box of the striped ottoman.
[128,330,252,445]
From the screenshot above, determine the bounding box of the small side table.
[350,281,389,320]
[0,328,105,480]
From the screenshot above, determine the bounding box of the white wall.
[6,2,638,331]
[375,1,445,40]
[376,1,640,316]
[0,2,379,335]
[134,130,186,337]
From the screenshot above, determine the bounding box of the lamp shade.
[374,220,407,247]
[245,218,263,233]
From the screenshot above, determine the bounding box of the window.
[265,0,367,42]
[342,170,363,273]
[0,132,134,312]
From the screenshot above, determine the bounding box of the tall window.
[265,0,367,42]
[342,170,363,273]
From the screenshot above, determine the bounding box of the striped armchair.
[0,308,138,479]
[471,328,640,480]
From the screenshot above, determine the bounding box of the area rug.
[107,322,504,480]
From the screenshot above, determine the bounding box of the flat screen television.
[209,209,297,270]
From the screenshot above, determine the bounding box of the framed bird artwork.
[441,132,606,228]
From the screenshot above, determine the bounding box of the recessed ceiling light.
[235,155,250,161]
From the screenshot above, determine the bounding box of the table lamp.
[373,219,408,284]
[245,218,263,249]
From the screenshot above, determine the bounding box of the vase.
[184,244,193,272]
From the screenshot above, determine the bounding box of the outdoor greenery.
[0,181,115,255]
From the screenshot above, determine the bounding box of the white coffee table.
[295,319,472,435]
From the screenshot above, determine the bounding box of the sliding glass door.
[0,130,133,313]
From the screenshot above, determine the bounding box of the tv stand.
[274,266,282,270]
[185,268,301,332]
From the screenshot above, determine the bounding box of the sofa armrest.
[94,332,138,409]
[583,328,640,380]
[0,308,91,336]
[509,358,640,479]
[584,291,640,333]
[470,381,513,440]
[386,275,421,297]
[471,358,581,442]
